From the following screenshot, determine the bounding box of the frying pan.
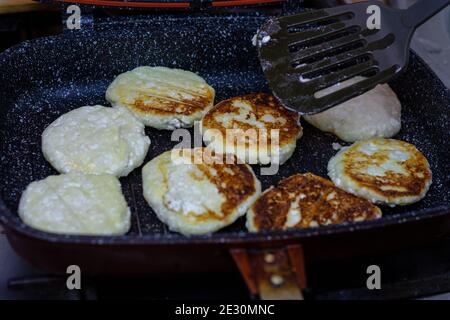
[0,3,449,296]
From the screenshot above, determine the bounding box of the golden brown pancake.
[201,93,302,164]
[328,139,432,205]
[247,173,382,232]
[142,148,261,235]
[106,66,215,130]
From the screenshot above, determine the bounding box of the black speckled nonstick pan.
[0,11,449,287]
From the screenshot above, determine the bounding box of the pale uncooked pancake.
[304,77,401,142]
[328,139,432,206]
[106,66,215,130]
[201,93,302,165]
[19,172,131,235]
[42,105,150,177]
[142,148,261,235]
[247,173,381,232]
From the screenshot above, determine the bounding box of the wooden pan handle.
[230,244,307,300]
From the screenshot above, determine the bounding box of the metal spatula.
[256,0,450,115]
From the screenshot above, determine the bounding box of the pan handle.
[230,244,307,300]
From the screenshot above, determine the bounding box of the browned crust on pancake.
[168,149,257,221]
[127,87,214,116]
[341,140,431,199]
[251,173,381,231]
[201,93,301,146]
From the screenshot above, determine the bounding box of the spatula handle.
[401,0,450,29]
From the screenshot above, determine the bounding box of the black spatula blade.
[257,0,449,115]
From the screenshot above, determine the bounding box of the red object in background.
[56,0,190,8]
[55,0,285,9]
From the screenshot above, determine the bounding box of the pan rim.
[1,203,449,245]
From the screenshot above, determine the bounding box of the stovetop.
[2,224,450,300]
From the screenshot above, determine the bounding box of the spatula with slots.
[256,0,449,115]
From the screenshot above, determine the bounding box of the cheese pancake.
[304,77,401,142]
[19,172,131,235]
[42,105,150,177]
[106,66,215,130]
[247,173,381,232]
[201,93,302,165]
[142,148,261,235]
[328,139,432,206]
